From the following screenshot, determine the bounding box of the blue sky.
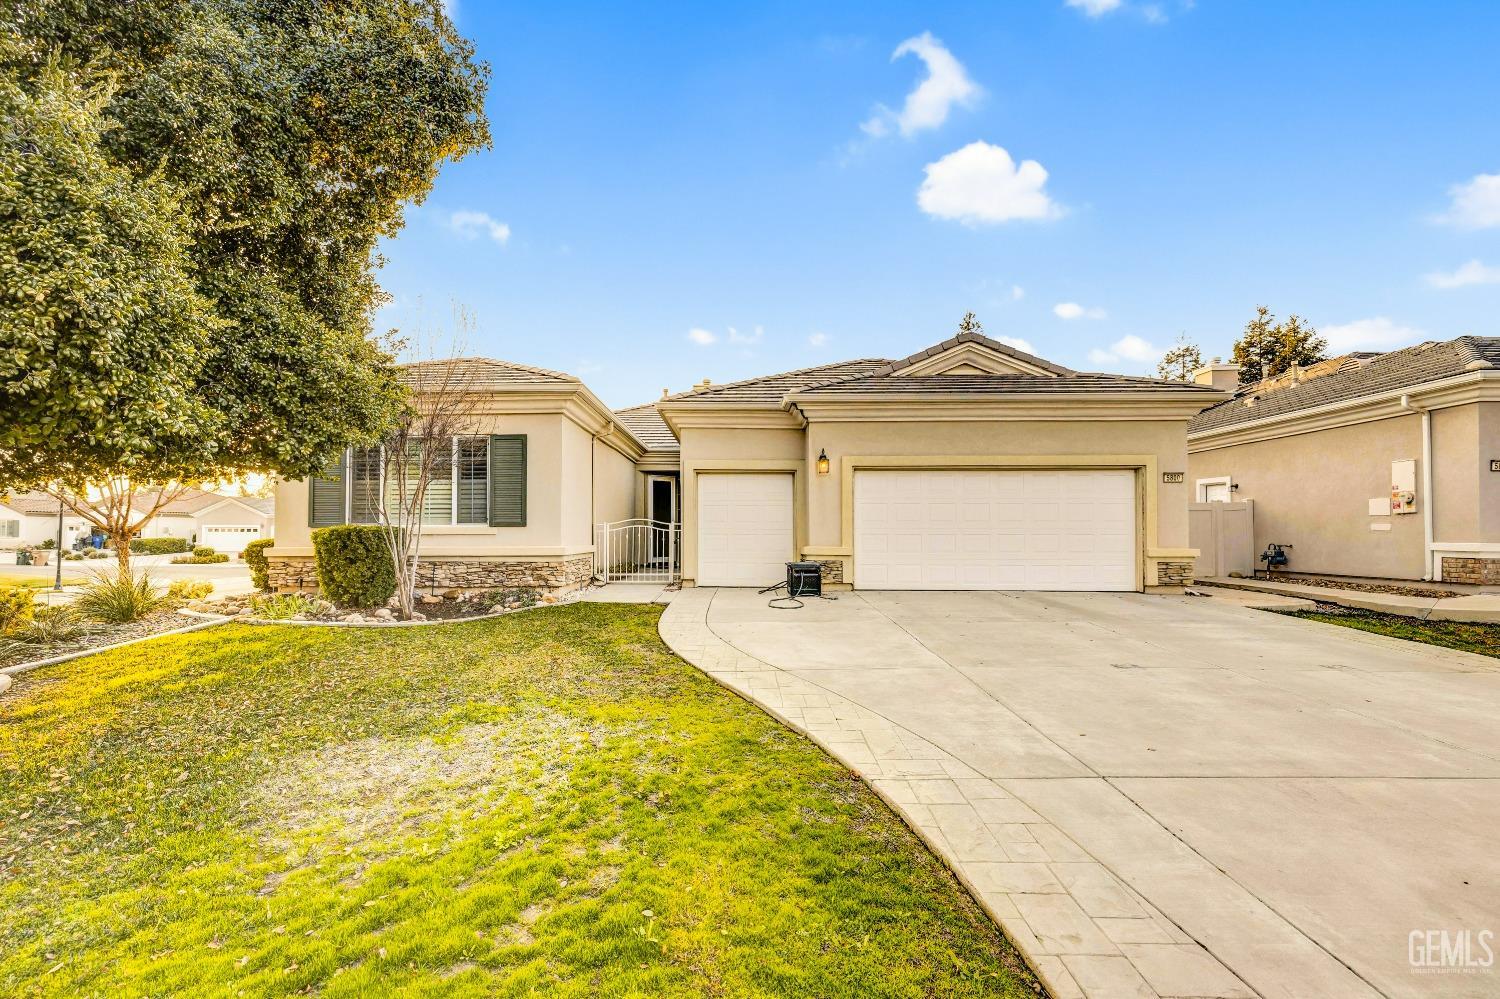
[376,0,1500,408]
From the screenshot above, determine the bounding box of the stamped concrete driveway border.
[663,588,1304,999]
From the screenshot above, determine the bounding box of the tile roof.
[398,357,577,391]
[792,372,1224,397]
[662,359,893,403]
[0,490,65,515]
[872,331,1075,377]
[1189,336,1500,434]
[614,404,680,452]
[0,488,267,517]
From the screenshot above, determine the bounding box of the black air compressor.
[785,561,823,598]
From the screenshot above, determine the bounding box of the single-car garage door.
[698,473,794,586]
[855,469,1136,591]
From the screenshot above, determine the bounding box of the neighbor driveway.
[660,588,1500,998]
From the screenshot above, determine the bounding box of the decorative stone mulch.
[0,611,201,671]
[1259,575,1461,599]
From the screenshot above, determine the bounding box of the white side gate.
[594,519,680,584]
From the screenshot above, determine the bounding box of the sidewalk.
[1198,576,1500,623]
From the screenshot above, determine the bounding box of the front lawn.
[0,605,1036,997]
[1283,604,1500,659]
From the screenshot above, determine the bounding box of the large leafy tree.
[0,1,490,493]
[1231,306,1327,385]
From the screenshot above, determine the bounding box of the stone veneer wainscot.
[266,553,594,595]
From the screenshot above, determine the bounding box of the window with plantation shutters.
[488,434,526,527]
[350,447,383,523]
[456,436,488,524]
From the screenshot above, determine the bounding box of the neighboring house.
[132,489,275,552]
[269,332,1226,593]
[0,488,274,553]
[0,492,92,549]
[1186,336,1500,583]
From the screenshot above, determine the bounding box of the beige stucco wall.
[1188,413,1428,579]
[674,417,1195,589]
[1480,402,1500,542]
[1190,401,1497,580]
[591,434,639,530]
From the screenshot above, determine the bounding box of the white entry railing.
[595,519,680,584]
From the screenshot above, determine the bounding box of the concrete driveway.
[660,587,1500,998]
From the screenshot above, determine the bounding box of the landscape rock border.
[0,616,232,678]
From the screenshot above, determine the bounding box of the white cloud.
[1053,302,1107,320]
[686,327,717,346]
[995,335,1036,353]
[1425,259,1500,289]
[1437,173,1500,228]
[1010,284,1025,301]
[728,325,764,346]
[918,142,1061,225]
[447,210,510,243]
[861,32,981,139]
[1066,0,1124,16]
[808,332,830,347]
[1320,317,1427,353]
[1088,334,1159,366]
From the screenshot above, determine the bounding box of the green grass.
[0,573,82,589]
[0,605,1036,997]
[1286,607,1500,659]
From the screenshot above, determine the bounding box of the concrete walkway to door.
[659,587,1500,999]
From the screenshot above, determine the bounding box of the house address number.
[1162,472,1185,483]
[1492,459,1500,473]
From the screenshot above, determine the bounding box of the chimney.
[1192,361,1240,393]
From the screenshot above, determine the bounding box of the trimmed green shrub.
[171,552,229,564]
[37,538,55,550]
[129,537,190,555]
[311,526,396,608]
[75,568,163,624]
[0,586,36,634]
[192,545,216,557]
[243,538,275,590]
[167,579,214,601]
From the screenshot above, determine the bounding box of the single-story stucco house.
[269,330,1227,593]
[0,488,273,554]
[1186,335,1500,583]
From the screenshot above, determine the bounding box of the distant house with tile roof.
[0,487,273,554]
[1187,336,1500,582]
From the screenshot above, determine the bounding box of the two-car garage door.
[854,469,1136,591]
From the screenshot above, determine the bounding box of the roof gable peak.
[876,330,1073,379]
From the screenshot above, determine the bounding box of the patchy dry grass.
[0,604,1037,997]
[1284,604,1500,660]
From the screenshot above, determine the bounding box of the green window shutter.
[488,434,527,527]
[308,450,349,527]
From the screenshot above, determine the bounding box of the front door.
[647,475,678,563]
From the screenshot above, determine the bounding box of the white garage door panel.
[697,474,793,586]
[855,470,1135,591]
[202,525,262,552]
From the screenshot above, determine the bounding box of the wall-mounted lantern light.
[816,448,830,476]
